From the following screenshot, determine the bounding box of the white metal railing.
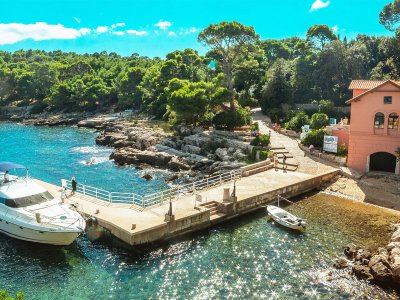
[63,169,242,209]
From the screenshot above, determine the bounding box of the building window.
[374,112,385,129]
[388,113,399,129]
[384,96,392,104]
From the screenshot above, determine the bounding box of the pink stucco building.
[344,80,400,175]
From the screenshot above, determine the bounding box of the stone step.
[276,153,293,159]
[210,208,218,216]
[243,163,274,176]
[272,149,290,154]
[199,201,218,208]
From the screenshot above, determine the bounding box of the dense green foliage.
[0,290,24,300]
[1,9,400,128]
[285,111,310,132]
[310,113,329,129]
[301,129,327,148]
[250,134,270,147]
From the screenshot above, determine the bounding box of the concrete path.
[252,108,337,175]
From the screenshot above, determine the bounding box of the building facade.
[345,80,400,175]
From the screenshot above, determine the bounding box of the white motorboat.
[0,162,86,246]
[267,205,306,231]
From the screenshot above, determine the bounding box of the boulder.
[215,148,229,161]
[142,173,153,181]
[181,144,202,155]
[387,242,400,251]
[368,251,393,283]
[391,227,400,243]
[352,263,373,281]
[165,174,179,182]
[333,258,349,269]
[356,249,372,262]
[344,243,358,259]
[233,149,248,161]
[167,157,190,171]
[390,247,400,283]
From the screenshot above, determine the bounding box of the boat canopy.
[0,162,26,172]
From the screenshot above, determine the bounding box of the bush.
[310,113,329,130]
[212,106,252,130]
[336,143,348,157]
[250,134,270,147]
[301,129,327,148]
[0,290,24,300]
[250,122,259,131]
[268,108,285,124]
[285,112,310,132]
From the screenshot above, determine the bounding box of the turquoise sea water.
[0,122,398,299]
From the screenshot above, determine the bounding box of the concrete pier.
[36,168,339,246]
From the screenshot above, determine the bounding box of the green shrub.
[284,111,310,132]
[310,113,329,130]
[248,148,272,161]
[260,150,272,160]
[0,290,24,300]
[212,106,252,130]
[250,122,259,131]
[250,134,270,147]
[336,143,348,157]
[301,129,327,148]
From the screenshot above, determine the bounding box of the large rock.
[352,262,373,280]
[183,134,211,147]
[167,157,190,171]
[111,149,172,167]
[368,250,393,283]
[181,144,202,155]
[333,258,349,269]
[391,226,400,243]
[344,243,358,259]
[215,148,229,161]
[390,247,400,284]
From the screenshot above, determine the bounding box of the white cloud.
[155,20,172,30]
[126,29,147,36]
[189,27,197,33]
[111,22,125,29]
[79,28,91,35]
[73,17,80,24]
[112,31,125,36]
[310,0,330,11]
[0,22,89,45]
[331,25,338,33]
[96,26,109,33]
[168,31,176,36]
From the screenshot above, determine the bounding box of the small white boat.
[0,162,86,246]
[267,205,306,231]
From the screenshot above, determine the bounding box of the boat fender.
[35,212,42,223]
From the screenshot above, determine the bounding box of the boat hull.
[0,219,82,246]
[267,205,306,231]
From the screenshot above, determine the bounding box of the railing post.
[219,174,222,185]
[83,185,86,195]
[96,189,98,199]
[192,182,195,193]
[109,192,112,203]
[132,194,135,205]
[161,191,163,205]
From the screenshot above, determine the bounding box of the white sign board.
[300,125,310,140]
[323,135,338,153]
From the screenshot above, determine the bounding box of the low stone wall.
[299,143,347,166]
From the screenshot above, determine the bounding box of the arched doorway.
[369,152,396,173]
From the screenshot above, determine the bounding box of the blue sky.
[0,0,393,58]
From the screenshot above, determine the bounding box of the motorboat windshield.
[0,191,54,208]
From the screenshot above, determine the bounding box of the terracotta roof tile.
[349,80,400,90]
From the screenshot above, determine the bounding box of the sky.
[0,0,393,58]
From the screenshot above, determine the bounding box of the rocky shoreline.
[334,225,400,289]
[94,121,252,182]
[1,112,256,182]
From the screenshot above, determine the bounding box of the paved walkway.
[252,108,337,175]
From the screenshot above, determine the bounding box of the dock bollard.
[35,213,41,223]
